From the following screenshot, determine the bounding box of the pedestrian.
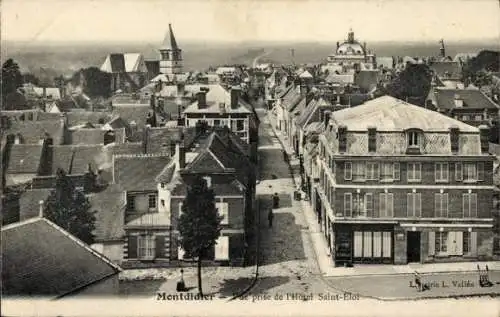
[268,209,274,228]
[272,193,280,209]
[414,271,422,292]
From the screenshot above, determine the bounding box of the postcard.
[1,0,499,316]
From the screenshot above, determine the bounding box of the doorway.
[407,231,421,263]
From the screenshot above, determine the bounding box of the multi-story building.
[326,29,376,71]
[314,95,495,266]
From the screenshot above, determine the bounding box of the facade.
[327,29,376,70]
[159,24,183,75]
[313,95,495,266]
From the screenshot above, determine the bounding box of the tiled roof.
[354,70,379,92]
[111,105,152,128]
[145,127,182,154]
[329,95,479,132]
[325,73,354,84]
[1,218,121,298]
[51,145,104,174]
[6,144,43,173]
[155,161,177,184]
[68,128,106,145]
[5,119,65,145]
[182,84,253,114]
[434,88,499,110]
[66,111,113,127]
[113,154,172,191]
[19,189,51,221]
[296,97,333,129]
[88,185,126,241]
[429,61,462,78]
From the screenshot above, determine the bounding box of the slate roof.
[296,97,333,129]
[113,154,172,191]
[160,24,179,50]
[88,185,126,242]
[434,88,500,110]
[5,119,65,145]
[6,144,43,174]
[100,53,145,73]
[19,189,51,221]
[329,95,479,132]
[1,218,121,298]
[183,85,254,114]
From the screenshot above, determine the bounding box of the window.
[407,163,421,181]
[127,194,136,211]
[381,163,394,180]
[215,235,229,260]
[407,192,422,217]
[408,131,420,147]
[148,194,157,209]
[216,202,229,224]
[474,115,483,121]
[214,119,221,126]
[231,120,237,131]
[363,193,373,217]
[161,199,165,207]
[463,163,477,182]
[463,231,471,254]
[344,162,352,180]
[344,193,352,217]
[236,119,245,131]
[352,162,365,181]
[379,193,394,217]
[435,232,448,255]
[462,115,470,121]
[462,193,477,218]
[365,162,379,180]
[435,163,449,182]
[138,235,155,259]
[434,193,449,217]
[455,163,463,181]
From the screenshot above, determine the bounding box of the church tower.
[159,24,183,74]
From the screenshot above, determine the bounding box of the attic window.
[406,129,423,154]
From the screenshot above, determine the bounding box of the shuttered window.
[407,193,422,217]
[393,163,400,180]
[126,235,138,259]
[435,163,449,182]
[155,235,166,258]
[364,193,373,217]
[365,163,379,180]
[215,236,229,260]
[344,162,352,180]
[138,235,155,259]
[462,193,478,218]
[455,163,463,181]
[379,193,394,218]
[216,202,229,224]
[407,163,421,181]
[344,193,352,217]
[477,163,484,181]
[434,193,449,218]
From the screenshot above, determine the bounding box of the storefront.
[333,222,396,266]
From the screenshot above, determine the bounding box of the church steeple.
[439,39,446,58]
[159,23,183,75]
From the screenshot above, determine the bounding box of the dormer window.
[406,129,423,154]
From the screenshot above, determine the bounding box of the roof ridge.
[113,153,171,159]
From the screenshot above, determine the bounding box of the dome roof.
[337,42,365,55]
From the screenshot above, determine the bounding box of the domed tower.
[347,28,355,43]
[159,24,183,74]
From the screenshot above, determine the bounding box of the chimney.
[42,87,47,100]
[368,126,377,152]
[143,125,151,154]
[176,141,186,169]
[39,200,44,217]
[479,125,490,153]
[231,86,241,109]
[197,88,208,109]
[454,94,463,108]
[338,125,347,153]
[449,126,460,153]
[323,110,331,127]
[177,82,185,96]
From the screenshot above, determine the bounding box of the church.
[326,29,376,71]
[100,24,186,93]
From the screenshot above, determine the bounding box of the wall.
[91,242,123,264]
[157,184,172,224]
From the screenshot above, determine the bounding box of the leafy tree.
[43,168,96,244]
[22,73,40,85]
[1,59,23,101]
[178,176,223,296]
[72,67,111,98]
[385,64,432,106]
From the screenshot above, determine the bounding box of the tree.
[178,176,223,296]
[1,59,23,102]
[385,64,432,106]
[71,67,111,98]
[43,168,96,244]
[22,73,40,85]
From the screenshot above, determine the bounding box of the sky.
[2,0,499,44]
